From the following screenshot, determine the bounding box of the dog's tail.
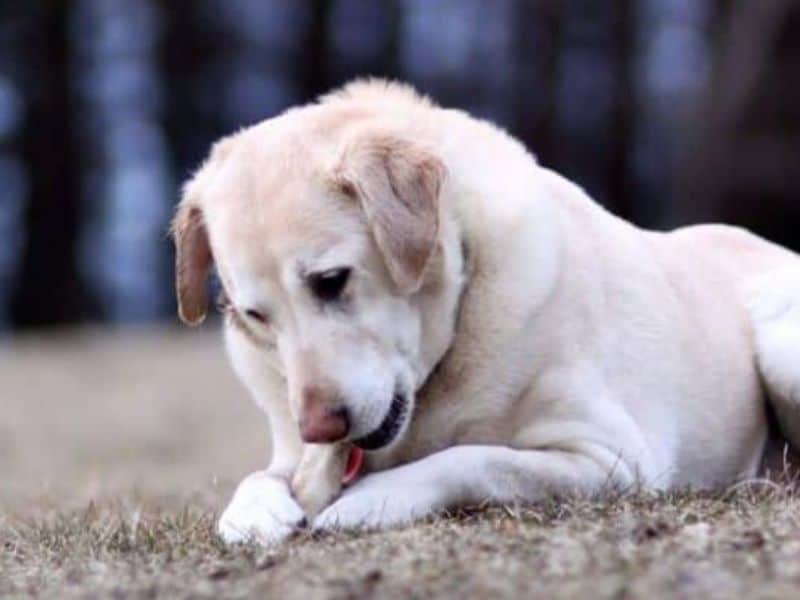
[749,270,800,451]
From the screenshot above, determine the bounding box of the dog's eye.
[308,267,351,303]
[244,308,269,324]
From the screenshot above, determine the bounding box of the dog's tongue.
[342,446,364,484]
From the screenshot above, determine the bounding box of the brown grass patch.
[3,330,800,598]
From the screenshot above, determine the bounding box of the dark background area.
[0,0,798,332]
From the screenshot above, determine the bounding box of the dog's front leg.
[217,470,306,546]
[314,444,633,532]
[216,408,306,546]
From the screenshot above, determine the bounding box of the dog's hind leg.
[749,270,800,450]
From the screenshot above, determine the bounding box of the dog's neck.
[410,208,470,391]
[378,170,568,466]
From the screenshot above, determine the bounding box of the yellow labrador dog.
[172,79,800,546]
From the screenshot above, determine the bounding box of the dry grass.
[3,329,800,599]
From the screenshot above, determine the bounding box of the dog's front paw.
[218,471,305,547]
[313,472,439,532]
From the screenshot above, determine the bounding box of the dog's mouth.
[353,391,408,451]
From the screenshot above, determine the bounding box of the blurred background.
[0,0,798,332]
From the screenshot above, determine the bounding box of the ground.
[3,329,800,599]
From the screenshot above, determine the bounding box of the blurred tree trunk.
[302,0,333,95]
[11,2,88,327]
[609,0,635,222]
[682,0,800,248]
[511,0,562,166]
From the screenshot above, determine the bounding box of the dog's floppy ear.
[171,195,212,326]
[171,137,235,325]
[335,132,446,293]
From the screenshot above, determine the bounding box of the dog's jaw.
[353,390,410,450]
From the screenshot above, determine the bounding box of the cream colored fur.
[172,80,800,546]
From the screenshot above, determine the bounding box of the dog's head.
[172,113,458,451]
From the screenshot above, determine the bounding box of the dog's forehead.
[203,144,367,290]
